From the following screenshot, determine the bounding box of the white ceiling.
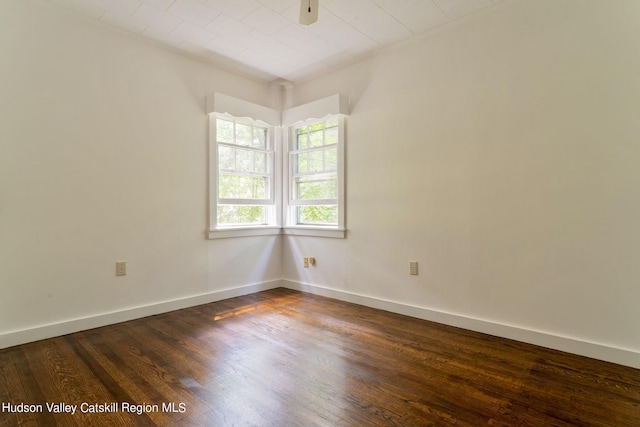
[45,0,506,83]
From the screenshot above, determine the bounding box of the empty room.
[1,0,639,425]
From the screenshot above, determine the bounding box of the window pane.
[218,145,235,171]
[297,132,308,150]
[309,122,323,132]
[219,175,267,199]
[325,117,339,128]
[218,205,266,225]
[308,150,323,172]
[294,153,308,174]
[325,146,337,171]
[298,205,337,224]
[254,152,267,174]
[236,123,252,146]
[236,149,253,173]
[325,127,338,145]
[253,127,266,149]
[309,130,323,148]
[296,176,337,200]
[217,119,233,143]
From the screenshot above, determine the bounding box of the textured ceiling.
[44,0,506,83]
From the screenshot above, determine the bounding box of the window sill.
[208,226,346,239]
[283,227,346,239]
[208,227,282,239]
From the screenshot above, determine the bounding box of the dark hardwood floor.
[1,288,639,426]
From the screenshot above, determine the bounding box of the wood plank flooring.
[1,288,639,426]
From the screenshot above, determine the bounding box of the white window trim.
[210,226,282,239]
[282,226,346,238]
[207,93,347,239]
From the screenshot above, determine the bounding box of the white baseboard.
[4,278,639,369]
[282,279,640,369]
[0,280,282,350]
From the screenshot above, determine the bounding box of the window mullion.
[290,199,337,206]
[219,170,270,179]
[219,198,272,204]
[218,142,270,154]
[290,145,335,155]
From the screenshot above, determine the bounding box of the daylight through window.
[208,93,347,239]
[289,117,340,225]
[215,115,275,227]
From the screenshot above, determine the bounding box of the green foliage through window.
[298,206,337,224]
[218,205,265,225]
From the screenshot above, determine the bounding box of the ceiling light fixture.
[299,0,319,25]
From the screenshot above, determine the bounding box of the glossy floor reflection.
[1,288,639,426]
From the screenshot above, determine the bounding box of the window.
[216,115,274,226]
[285,116,345,238]
[209,113,280,238]
[208,93,347,239]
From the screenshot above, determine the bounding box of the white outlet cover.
[116,261,127,276]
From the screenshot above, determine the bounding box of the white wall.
[0,0,281,341]
[284,0,640,361]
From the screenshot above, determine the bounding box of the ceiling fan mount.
[299,0,319,25]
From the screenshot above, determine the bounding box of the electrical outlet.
[304,257,309,268]
[409,261,418,276]
[309,257,316,266]
[116,261,127,276]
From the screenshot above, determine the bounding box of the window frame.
[209,113,281,239]
[283,115,345,238]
